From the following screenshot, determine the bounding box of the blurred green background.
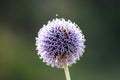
[0,0,120,80]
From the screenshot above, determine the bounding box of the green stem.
[64,63,71,80]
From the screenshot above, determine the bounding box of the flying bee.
[61,28,68,36]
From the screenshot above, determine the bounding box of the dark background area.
[0,0,120,80]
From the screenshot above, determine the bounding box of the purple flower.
[36,18,85,68]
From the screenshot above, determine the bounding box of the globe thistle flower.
[36,18,85,80]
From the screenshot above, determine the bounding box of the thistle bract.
[36,18,85,68]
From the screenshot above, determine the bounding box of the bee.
[58,53,66,60]
[61,28,68,36]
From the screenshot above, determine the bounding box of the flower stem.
[64,63,71,80]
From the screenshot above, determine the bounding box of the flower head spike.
[36,18,85,68]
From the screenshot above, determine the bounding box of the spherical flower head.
[36,18,85,68]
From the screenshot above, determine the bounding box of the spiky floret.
[36,18,85,68]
